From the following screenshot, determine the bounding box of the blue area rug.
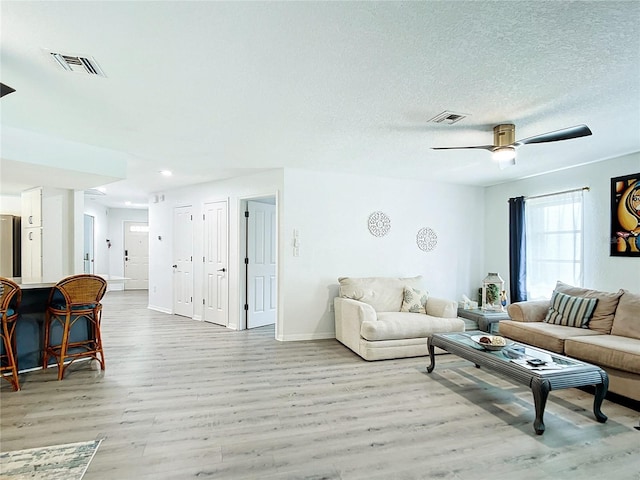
[0,439,102,480]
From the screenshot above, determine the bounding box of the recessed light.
[160,170,172,177]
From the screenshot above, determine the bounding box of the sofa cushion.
[544,290,598,328]
[400,287,428,314]
[338,276,424,312]
[565,335,640,374]
[555,281,623,334]
[499,320,603,354]
[360,312,464,341]
[611,290,640,340]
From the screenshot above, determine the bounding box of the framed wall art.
[610,173,640,257]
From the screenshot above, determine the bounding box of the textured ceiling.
[1,1,639,208]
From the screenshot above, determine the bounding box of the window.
[525,190,584,299]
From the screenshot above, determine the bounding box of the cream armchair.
[334,276,464,361]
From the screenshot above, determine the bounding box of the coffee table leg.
[427,337,436,373]
[531,377,551,435]
[593,370,608,423]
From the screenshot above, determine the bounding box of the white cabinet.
[22,187,43,282]
[22,227,42,281]
[22,187,42,227]
[21,187,74,283]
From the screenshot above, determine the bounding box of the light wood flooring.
[1,291,639,480]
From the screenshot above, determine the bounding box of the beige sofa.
[334,276,464,361]
[500,281,640,401]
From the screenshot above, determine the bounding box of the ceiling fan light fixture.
[492,146,516,168]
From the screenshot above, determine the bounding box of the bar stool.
[43,274,107,380]
[0,277,21,391]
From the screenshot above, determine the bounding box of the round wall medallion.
[368,211,391,237]
[416,227,438,252]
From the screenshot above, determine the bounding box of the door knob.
[172,264,178,268]
[217,268,226,272]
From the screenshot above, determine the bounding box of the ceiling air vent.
[48,51,106,77]
[428,111,469,125]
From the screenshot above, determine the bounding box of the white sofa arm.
[426,297,458,318]
[334,297,377,354]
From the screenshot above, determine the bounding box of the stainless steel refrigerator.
[0,215,21,277]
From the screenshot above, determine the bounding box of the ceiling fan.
[432,124,592,169]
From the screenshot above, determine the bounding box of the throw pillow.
[400,286,429,314]
[610,290,640,340]
[544,290,598,328]
[555,281,623,334]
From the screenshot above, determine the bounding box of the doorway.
[123,221,149,289]
[173,205,194,317]
[244,198,277,329]
[83,214,95,274]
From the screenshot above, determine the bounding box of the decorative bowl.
[471,335,508,351]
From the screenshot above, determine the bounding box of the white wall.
[484,152,640,297]
[280,169,484,340]
[149,168,483,340]
[0,195,21,216]
[148,169,284,322]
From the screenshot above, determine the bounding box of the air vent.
[428,111,469,125]
[48,51,106,77]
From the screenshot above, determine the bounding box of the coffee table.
[427,331,608,434]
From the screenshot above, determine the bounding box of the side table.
[457,307,510,334]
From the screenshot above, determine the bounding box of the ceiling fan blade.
[515,124,592,146]
[0,82,16,98]
[431,145,494,151]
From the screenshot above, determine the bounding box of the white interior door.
[83,214,95,274]
[173,206,194,318]
[203,201,228,325]
[247,200,276,329]
[124,221,149,289]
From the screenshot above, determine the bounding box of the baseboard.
[277,332,336,341]
[147,304,172,314]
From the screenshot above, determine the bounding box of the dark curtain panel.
[508,196,527,303]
